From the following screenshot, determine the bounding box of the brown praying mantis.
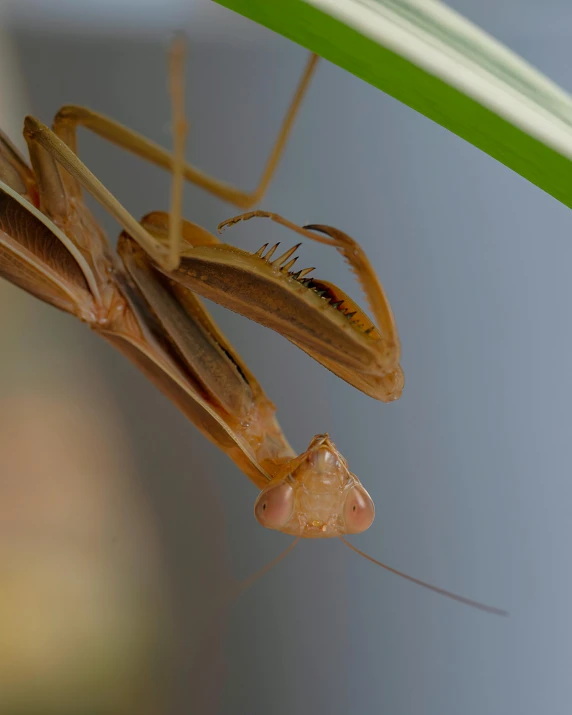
[0,40,506,616]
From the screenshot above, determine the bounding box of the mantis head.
[252,436,507,617]
[254,434,374,538]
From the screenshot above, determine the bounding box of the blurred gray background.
[1,1,572,714]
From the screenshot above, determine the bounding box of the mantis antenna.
[233,538,301,598]
[340,537,508,616]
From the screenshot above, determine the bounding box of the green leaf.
[214,0,572,210]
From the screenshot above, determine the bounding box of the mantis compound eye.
[343,485,375,534]
[254,482,295,530]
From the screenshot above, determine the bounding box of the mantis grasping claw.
[0,39,506,616]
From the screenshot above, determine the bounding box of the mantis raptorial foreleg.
[134,208,404,401]
[218,210,405,399]
[219,210,399,340]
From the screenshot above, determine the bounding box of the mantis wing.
[0,180,283,488]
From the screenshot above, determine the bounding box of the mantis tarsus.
[0,39,506,616]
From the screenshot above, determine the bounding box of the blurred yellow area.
[0,390,167,715]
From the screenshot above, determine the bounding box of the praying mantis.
[0,40,506,616]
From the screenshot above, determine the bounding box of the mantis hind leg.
[22,39,189,273]
[21,40,189,272]
[52,52,318,209]
[47,45,318,271]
